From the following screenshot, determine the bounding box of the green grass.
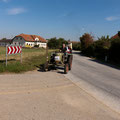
[0,47,54,73]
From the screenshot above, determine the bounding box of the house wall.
[0,42,11,46]
[12,36,47,48]
[37,42,47,48]
[25,42,47,48]
[12,37,25,47]
[25,42,35,47]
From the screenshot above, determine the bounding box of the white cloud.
[7,8,26,15]
[105,16,120,21]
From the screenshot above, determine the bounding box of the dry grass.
[0,47,46,61]
[0,46,55,73]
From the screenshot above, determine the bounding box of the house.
[111,31,120,39]
[12,34,47,48]
[0,39,12,46]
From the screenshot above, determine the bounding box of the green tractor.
[43,51,73,74]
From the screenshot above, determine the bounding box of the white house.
[12,34,47,48]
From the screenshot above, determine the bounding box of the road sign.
[7,46,22,55]
[6,45,22,66]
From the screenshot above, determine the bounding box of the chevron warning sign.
[6,45,22,66]
[7,46,22,55]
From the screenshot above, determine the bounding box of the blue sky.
[0,0,120,41]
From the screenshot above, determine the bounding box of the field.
[0,46,54,73]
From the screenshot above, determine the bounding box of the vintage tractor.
[43,51,73,74]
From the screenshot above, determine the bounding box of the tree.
[80,33,94,56]
[72,42,81,50]
[47,37,68,49]
[94,36,111,59]
[80,33,94,50]
[47,37,59,49]
[1,38,7,40]
[57,38,68,48]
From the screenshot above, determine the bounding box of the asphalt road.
[65,51,120,113]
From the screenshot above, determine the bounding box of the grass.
[0,47,54,73]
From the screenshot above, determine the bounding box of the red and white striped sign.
[7,46,22,55]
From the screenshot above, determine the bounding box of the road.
[0,70,120,120]
[65,51,120,113]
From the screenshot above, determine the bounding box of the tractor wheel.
[68,56,72,70]
[64,63,69,74]
[43,62,49,72]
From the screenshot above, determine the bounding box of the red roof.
[16,34,47,42]
[111,34,120,39]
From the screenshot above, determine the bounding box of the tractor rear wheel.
[68,56,72,70]
[64,63,69,74]
[43,62,49,72]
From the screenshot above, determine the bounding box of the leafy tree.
[72,42,81,50]
[1,38,7,40]
[47,37,59,49]
[80,33,94,50]
[47,37,68,49]
[58,38,68,48]
[94,36,111,59]
[80,33,94,56]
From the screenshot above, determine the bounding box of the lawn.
[0,47,54,73]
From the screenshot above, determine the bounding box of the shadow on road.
[37,64,65,74]
[88,59,120,70]
[73,51,120,70]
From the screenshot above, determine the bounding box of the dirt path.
[0,70,120,120]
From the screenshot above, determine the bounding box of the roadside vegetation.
[47,37,68,49]
[0,47,54,73]
[72,42,81,50]
[80,32,120,65]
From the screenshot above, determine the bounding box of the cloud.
[105,16,120,21]
[7,8,27,15]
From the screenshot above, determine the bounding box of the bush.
[72,42,81,50]
[84,44,95,57]
[94,36,110,59]
[109,38,120,64]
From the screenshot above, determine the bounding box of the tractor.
[43,51,73,74]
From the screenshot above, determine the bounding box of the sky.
[0,0,120,41]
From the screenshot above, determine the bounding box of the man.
[61,44,72,54]
[66,45,72,54]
